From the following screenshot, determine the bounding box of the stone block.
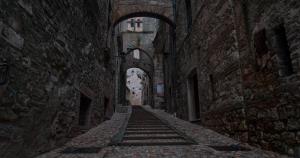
[274,121,285,131]
[18,0,33,15]
[0,108,18,122]
[0,21,24,49]
[281,132,296,144]
[287,119,300,131]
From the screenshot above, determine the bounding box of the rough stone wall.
[0,0,114,158]
[240,0,300,154]
[153,53,165,109]
[153,21,173,112]
[175,0,244,119]
[170,0,300,155]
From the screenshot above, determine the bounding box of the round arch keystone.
[112,0,174,26]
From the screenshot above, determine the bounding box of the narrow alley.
[36,106,286,158]
[0,0,300,158]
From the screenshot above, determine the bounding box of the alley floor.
[36,106,289,158]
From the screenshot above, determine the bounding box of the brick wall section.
[162,0,300,155]
[0,0,114,158]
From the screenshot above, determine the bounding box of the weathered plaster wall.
[0,0,114,158]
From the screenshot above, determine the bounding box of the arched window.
[185,0,192,32]
[133,49,140,59]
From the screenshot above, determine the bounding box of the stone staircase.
[117,106,196,146]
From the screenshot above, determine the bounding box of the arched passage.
[113,9,176,110]
[123,48,155,77]
[120,48,155,107]
[125,68,153,106]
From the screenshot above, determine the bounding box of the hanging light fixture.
[0,63,9,85]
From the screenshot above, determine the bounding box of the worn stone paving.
[36,110,131,158]
[36,106,290,158]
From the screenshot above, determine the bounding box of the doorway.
[187,69,200,121]
[79,92,92,126]
[104,97,110,120]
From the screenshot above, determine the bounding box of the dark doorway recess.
[192,73,200,119]
[273,24,293,76]
[254,29,269,56]
[79,93,92,126]
[187,69,201,121]
[104,97,110,120]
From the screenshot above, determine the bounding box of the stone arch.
[112,0,174,27]
[125,66,152,79]
[123,48,154,78]
[125,67,154,106]
[125,48,154,64]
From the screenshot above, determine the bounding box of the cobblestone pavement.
[36,106,290,158]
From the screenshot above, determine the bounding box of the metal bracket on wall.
[0,63,9,85]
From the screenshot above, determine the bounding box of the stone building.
[0,0,114,158]
[154,0,300,155]
[0,0,300,158]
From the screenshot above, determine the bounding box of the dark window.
[254,29,269,57]
[185,0,192,32]
[209,74,215,101]
[104,97,109,113]
[273,24,293,76]
[192,73,200,119]
[130,19,135,27]
[79,93,92,126]
[104,48,110,68]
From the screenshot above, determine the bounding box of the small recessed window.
[127,19,135,31]
[254,29,269,57]
[130,19,134,27]
[133,49,140,59]
[185,0,192,32]
[272,24,293,77]
[209,74,215,100]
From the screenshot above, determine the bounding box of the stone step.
[117,141,194,146]
[123,136,183,140]
[113,106,197,147]
[127,125,167,128]
[125,129,173,132]
[124,133,180,137]
[122,138,187,143]
[125,131,177,135]
[128,122,163,124]
[126,128,171,130]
